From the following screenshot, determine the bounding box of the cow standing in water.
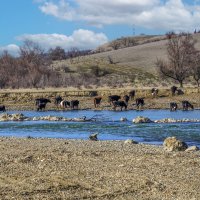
[112,95,130,111]
[182,101,194,111]
[108,95,121,105]
[35,98,51,111]
[170,102,178,111]
[0,105,6,112]
[94,96,102,108]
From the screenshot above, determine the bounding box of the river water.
[0,110,200,146]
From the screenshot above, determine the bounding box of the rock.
[155,118,200,123]
[32,117,39,121]
[124,139,138,144]
[185,146,199,152]
[89,133,98,141]
[73,117,87,122]
[11,113,26,121]
[0,113,10,121]
[156,118,177,123]
[133,116,153,123]
[120,117,128,122]
[163,137,188,151]
[0,113,27,121]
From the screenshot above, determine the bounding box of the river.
[0,110,200,146]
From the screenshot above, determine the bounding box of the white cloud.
[0,44,20,57]
[39,0,76,20]
[37,0,200,32]
[16,29,108,50]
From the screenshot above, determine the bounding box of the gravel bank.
[0,137,200,199]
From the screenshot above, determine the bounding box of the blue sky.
[1,0,200,55]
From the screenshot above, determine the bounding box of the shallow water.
[0,110,200,146]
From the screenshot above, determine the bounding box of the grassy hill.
[52,33,200,88]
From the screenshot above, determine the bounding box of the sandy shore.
[0,137,200,199]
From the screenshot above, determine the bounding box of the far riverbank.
[0,87,200,111]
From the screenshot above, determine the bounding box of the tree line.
[0,40,92,89]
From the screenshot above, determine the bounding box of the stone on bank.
[163,137,188,152]
[133,116,153,123]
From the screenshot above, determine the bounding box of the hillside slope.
[91,33,200,73]
[53,33,200,88]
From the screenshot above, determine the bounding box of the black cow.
[94,96,102,108]
[170,102,178,111]
[111,95,129,111]
[35,98,51,111]
[182,101,194,111]
[108,95,121,105]
[129,90,135,100]
[70,100,79,109]
[113,101,128,111]
[171,86,178,96]
[37,102,47,111]
[133,98,145,110]
[151,88,159,98]
[35,98,51,106]
[0,105,6,112]
[123,95,130,104]
[55,96,63,107]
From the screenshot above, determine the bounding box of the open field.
[0,137,200,199]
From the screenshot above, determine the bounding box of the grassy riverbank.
[0,137,200,199]
[0,87,200,110]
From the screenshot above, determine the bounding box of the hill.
[52,33,200,88]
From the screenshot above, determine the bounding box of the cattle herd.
[0,86,196,112]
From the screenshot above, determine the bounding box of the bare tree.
[48,46,66,61]
[67,47,80,63]
[191,52,200,87]
[0,51,11,88]
[19,40,52,88]
[110,40,121,50]
[156,33,196,87]
[0,51,21,88]
[165,31,176,39]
